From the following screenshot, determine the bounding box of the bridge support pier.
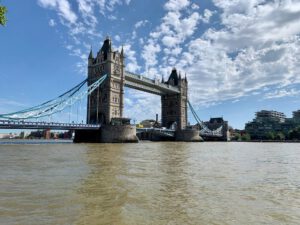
[73,124,138,143]
[100,124,138,143]
[175,129,203,142]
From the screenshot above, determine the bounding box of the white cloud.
[49,19,56,26]
[191,3,199,10]
[264,88,300,99]
[134,20,148,29]
[96,0,131,14]
[142,0,202,79]
[164,0,190,11]
[142,0,300,107]
[142,40,161,70]
[38,0,77,24]
[124,89,161,122]
[123,44,141,73]
[114,35,121,42]
[201,9,214,23]
[38,0,300,112]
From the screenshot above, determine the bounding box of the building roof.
[167,68,179,86]
[100,37,112,58]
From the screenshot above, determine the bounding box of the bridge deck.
[0,120,100,130]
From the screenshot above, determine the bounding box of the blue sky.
[1,0,300,129]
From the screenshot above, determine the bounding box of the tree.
[288,126,300,140]
[0,2,7,26]
[241,133,251,141]
[265,131,275,140]
[275,132,285,141]
[233,133,241,141]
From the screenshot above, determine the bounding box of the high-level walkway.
[124,71,180,95]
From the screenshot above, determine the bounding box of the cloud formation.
[37,0,300,121]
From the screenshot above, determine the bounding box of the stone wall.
[73,129,101,143]
[175,129,203,142]
[100,125,138,143]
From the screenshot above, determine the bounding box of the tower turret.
[87,37,125,125]
[120,45,124,58]
[161,67,188,130]
[88,47,93,65]
[167,68,179,86]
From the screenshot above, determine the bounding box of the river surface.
[0,142,299,225]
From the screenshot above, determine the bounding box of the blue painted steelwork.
[188,100,223,137]
[0,120,100,130]
[0,75,107,120]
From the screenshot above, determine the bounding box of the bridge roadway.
[124,71,180,95]
[0,120,176,136]
[136,128,175,137]
[0,120,100,130]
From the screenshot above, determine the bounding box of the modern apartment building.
[245,109,300,139]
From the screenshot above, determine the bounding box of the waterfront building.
[245,109,300,139]
[293,110,300,121]
[255,110,286,123]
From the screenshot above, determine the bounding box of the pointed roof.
[100,37,112,54]
[121,45,124,56]
[88,47,93,59]
[167,68,179,86]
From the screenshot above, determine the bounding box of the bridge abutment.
[100,124,138,143]
[73,129,102,143]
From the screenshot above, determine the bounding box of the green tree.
[0,2,7,26]
[265,131,275,140]
[288,126,300,140]
[234,133,241,141]
[241,133,251,141]
[275,132,285,141]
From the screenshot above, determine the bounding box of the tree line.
[232,126,300,141]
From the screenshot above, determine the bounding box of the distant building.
[293,110,300,121]
[139,119,160,128]
[255,110,286,123]
[245,109,300,139]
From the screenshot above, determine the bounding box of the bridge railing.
[0,120,100,129]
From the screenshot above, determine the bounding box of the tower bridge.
[0,37,225,142]
[86,37,188,131]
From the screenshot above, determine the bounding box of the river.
[0,142,299,225]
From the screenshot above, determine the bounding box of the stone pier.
[175,129,203,142]
[73,124,138,143]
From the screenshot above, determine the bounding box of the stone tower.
[87,37,125,124]
[161,68,188,130]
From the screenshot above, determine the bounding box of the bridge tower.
[87,37,125,124]
[161,68,188,130]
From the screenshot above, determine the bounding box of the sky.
[1,0,300,129]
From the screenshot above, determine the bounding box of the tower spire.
[121,45,124,57]
[88,46,93,59]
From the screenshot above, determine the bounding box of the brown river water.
[0,142,299,225]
